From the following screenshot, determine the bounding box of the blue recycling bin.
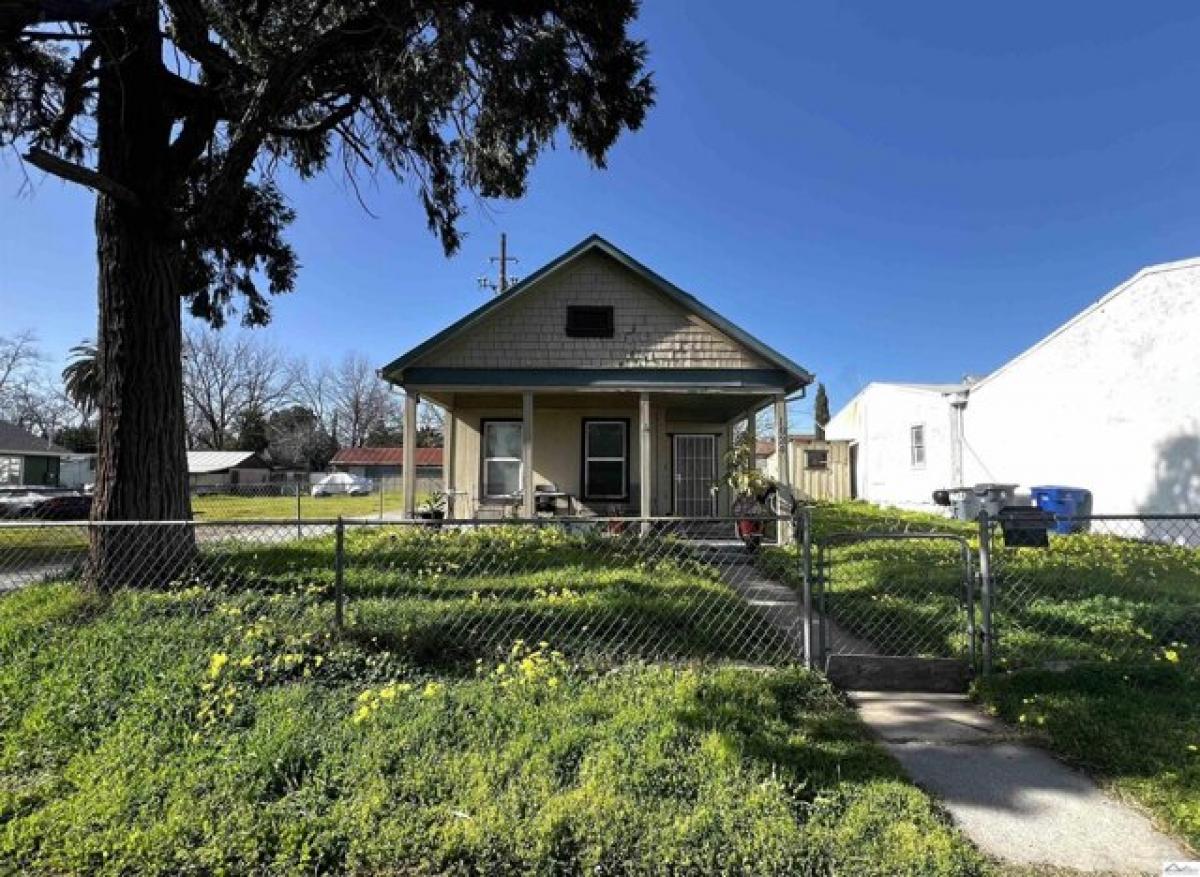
[1030,486,1093,535]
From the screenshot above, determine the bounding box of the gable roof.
[330,447,443,467]
[0,420,69,455]
[380,234,812,390]
[187,450,269,474]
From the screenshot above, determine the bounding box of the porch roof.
[398,367,793,392]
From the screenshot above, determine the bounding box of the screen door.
[673,434,717,516]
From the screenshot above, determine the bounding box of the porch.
[395,388,794,521]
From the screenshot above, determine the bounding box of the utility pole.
[478,233,519,295]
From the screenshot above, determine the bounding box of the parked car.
[27,492,93,520]
[310,473,372,497]
[0,486,83,518]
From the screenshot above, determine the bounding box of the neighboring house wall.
[961,259,1200,514]
[827,384,956,511]
[189,468,271,487]
[421,251,769,370]
[60,456,96,488]
[828,257,1200,516]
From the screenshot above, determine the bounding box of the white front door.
[673,434,717,516]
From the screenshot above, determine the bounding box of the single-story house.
[380,234,812,519]
[187,450,272,488]
[828,255,1200,515]
[329,447,443,480]
[0,420,72,486]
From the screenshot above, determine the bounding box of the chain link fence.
[5,507,1197,677]
[982,513,1200,671]
[0,516,806,667]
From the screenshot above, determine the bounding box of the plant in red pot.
[720,434,778,551]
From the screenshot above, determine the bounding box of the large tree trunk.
[87,3,193,589]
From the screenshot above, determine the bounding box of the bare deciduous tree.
[331,353,392,448]
[183,328,284,449]
[0,331,42,417]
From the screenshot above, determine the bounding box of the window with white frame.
[583,419,628,500]
[482,420,522,498]
[910,425,926,468]
[0,455,20,485]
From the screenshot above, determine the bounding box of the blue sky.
[4,1,1200,425]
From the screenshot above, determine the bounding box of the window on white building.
[910,425,926,468]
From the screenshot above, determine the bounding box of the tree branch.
[267,97,359,138]
[23,146,140,206]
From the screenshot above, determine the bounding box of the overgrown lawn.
[0,577,986,875]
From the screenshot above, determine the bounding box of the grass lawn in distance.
[191,491,404,520]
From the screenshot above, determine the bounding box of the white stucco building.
[828,256,1200,515]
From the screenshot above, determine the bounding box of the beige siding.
[789,439,853,501]
[447,402,732,517]
[421,251,769,370]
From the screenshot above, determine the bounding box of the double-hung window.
[482,420,522,498]
[583,419,628,500]
[910,425,926,468]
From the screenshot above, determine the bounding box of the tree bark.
[87,2,193,589]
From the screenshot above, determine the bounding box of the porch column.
[403,392,418,518]
[522,392,535,518]
[442,401,456,518]
[774,394,791,543]
[639,393,652,521]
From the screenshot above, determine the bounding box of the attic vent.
[566,305,614,338]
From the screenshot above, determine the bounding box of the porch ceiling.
[416,389,774,423]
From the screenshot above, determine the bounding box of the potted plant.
[719,433,777,549]
[415,490,446,524]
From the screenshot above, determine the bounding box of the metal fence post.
[799,506,814,669]
[295,483,302,539]
[976,511,994,674]
[334,515,345,629]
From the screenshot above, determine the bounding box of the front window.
[482,420,522,497]
[910,425,926,468]
[583,420,628,500]
[0,456,20,485]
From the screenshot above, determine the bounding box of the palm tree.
[62,342,100,420]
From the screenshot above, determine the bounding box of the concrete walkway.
[711,542,877,658]
[852,692,1190,874]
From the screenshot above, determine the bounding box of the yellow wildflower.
[207,653,229,678]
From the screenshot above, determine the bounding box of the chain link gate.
[810,528,980,686]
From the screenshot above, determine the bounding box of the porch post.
[403,392,418,519]
[522,392,535,517]
[774,394,791,543]
[442,400,456,518]
[639,393,652,522]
